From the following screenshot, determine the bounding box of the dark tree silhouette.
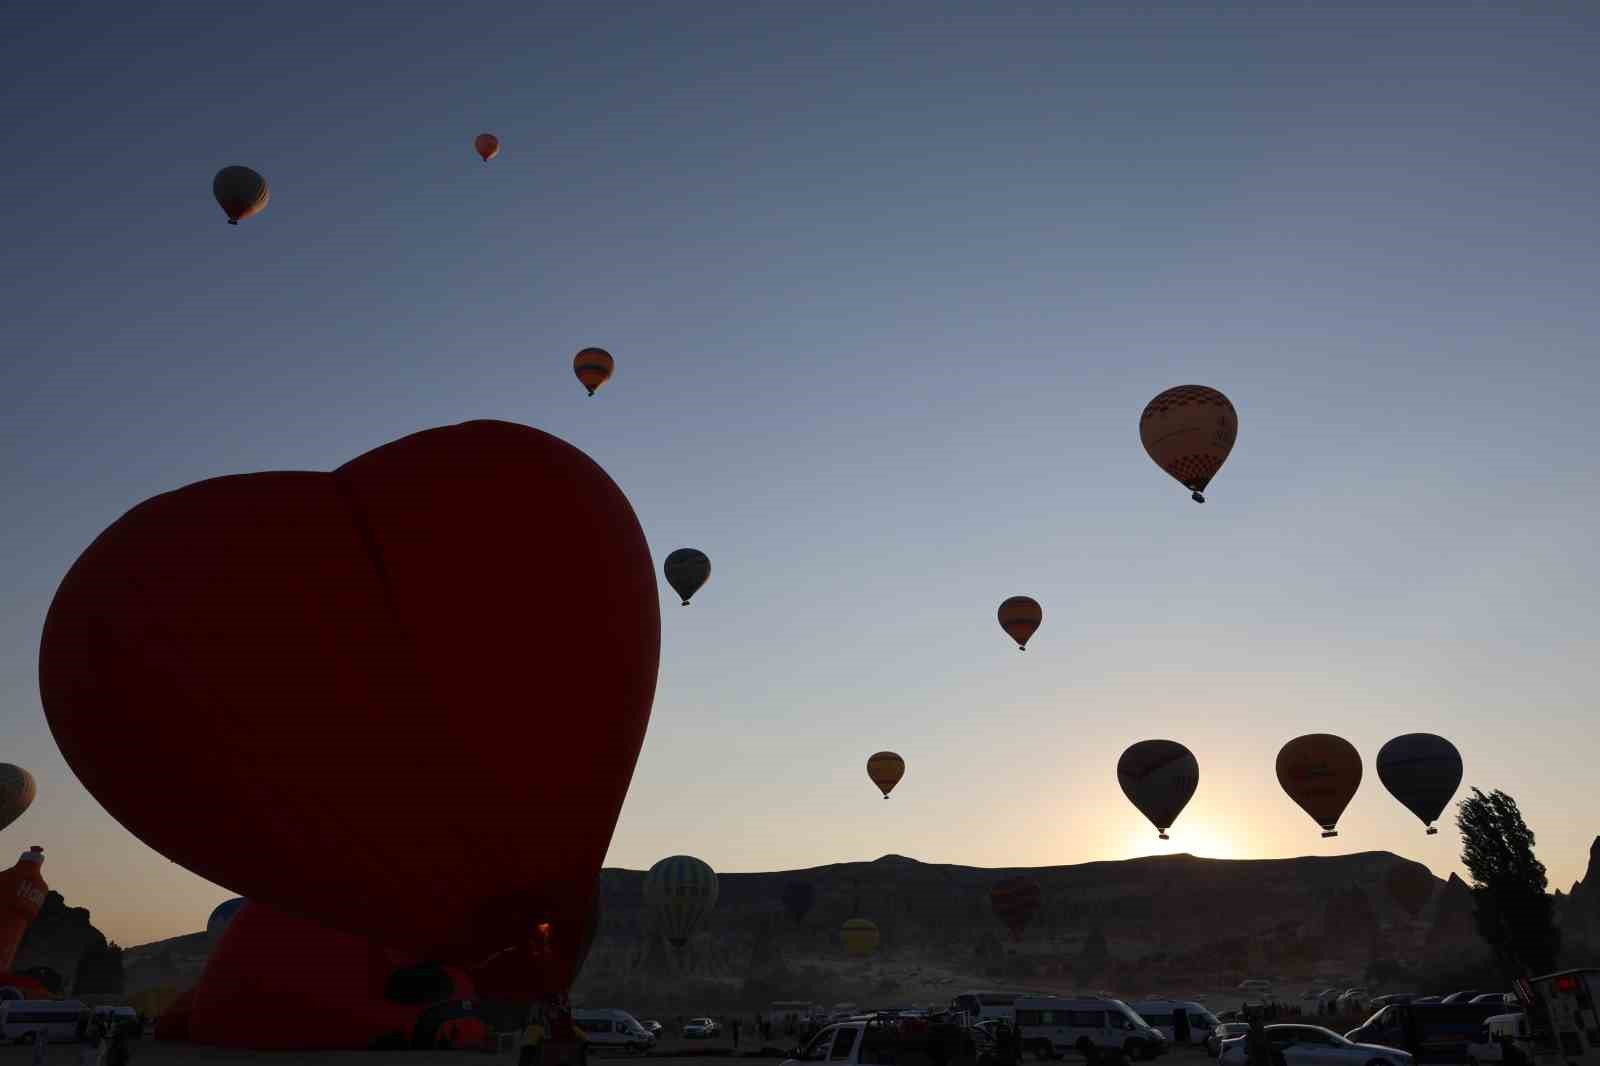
[1456,787,1561,980]
[73,940,124,994]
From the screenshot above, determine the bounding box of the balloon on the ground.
[1117,740,1199,840]
[1277,734,1363,837]
[573,347,614,396]
[663,548,710,605]
[206,897,246,944]
[0,766,35,833]
[473,133,500,162]
[644,855,718,948]
[0,847,46,972]
[781,881,815,925]
[1139,386,1238,503]
[1376,733,1463,835]
[212,166,269,226]
[989,877,1042,941]
[997,596,1043,651]
[1386,862,1436,919]
[39,420,659,971]
[841,917,880,956]
[866,751,905,799]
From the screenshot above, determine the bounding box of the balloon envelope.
[841,917,879,956]
[997,596,1042,650]
[643,855,718,948]
[212,166,269,225]
[0,766,35,833]
[989,877,1041,941]
[1277,734,1363,836]
[781,881,815,925]
[866,751,905,799]
[206,897,246,944]
[663,549,710,605]
[1376,734,1463,834]
[573,347,614,396]
[1139,386,1238,502]
[473,133,500,162]
[1117,740,1199,839]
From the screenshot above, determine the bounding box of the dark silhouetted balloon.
[781,881,815,925]
[1277,734,1363,837]
[1117,740,1199,839]
[1376,733,1463,835]
[212,166,269,226]
[474,133,500,162]
[841,917,879,956]
[644,855,718,948]
[0,766,35,833]
[1385,862,1436,919]
[989,877,1041,941]
[997,596,1042,651]
[39,421,659,970]
[1140,386,1238,502]
[206,898,246,945]
[866,751,904,799]
[573,347,614,396]
[663,548,710,605]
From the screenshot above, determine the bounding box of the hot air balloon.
[1117,740,1199,840]
[1385,863,1436,920]
[473,133,500,163]
[866,751,905,799]
[840,917,879,957]
[573,347,614,397]
[663,549,710,606]
[781,881,815,926]
[1277,734,1363,837]
[1139,386,1238,503]
[212,166,269,226]
[989,877,1041,941]
[39,421,660,972]
[1376,734,1463,835]
[0,847,47,971]
[644,855,718,948]
[997,596,1042,651]
[0,766,35,833]
[206,897,246,945]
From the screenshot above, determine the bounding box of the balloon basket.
[1158,832,1169,840]
[227,219,238,225]
[1426,827,1438,835]
[1321,830,1338,838]
[1191,492,1205,503]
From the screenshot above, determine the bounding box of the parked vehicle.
[950,992,1023,1024]
[1339,991,1371,1015]
[0,1000,90,1044]
[782,1017,977,1066]
[1442,993,1485,1005]
[1013,995,1167,1060]
[684,1017,723,1039]
[1346,1002,1505,1064]
[640,1021,663,1037]
[1217,1024,1412,1066]
[767,1003,819,1032]
[1207,1023,1252,1058]
[1129,1000,1220,1048]
[1372,996,1421,1009]
[573,1009,655,1052]
[1469,995,1514,1007]
[1466,1012,1532,1066]
[1526,968,1600,1066]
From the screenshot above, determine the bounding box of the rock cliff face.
[13,891,108,989]
[1556,836,1600,956]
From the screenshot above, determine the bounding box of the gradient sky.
[3,2,1598,947]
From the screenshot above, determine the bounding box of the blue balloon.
[206,897,247,942]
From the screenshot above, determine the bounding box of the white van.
[0,1000,89,1044]
[1014,996,1168,1060]
[1129,1000,1220,1047]
[949,991,1022,1023]
[573,1008,655,1053]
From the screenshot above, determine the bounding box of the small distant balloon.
[1117,740,1199,840]
[0,766,36,833]
[643,855,718,949]
[212,166,269,226]
[663,549,710,605]
[840,917,880,957]
[1376,733,1463,835]
[1277,734,1363,837]
[989,877,1042,942]
[1140,386,1238,503]
[474,133,501,162]
[573,347,614,397]
[997,596,1043,651]
[866,751,905,799]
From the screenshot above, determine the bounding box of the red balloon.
[154,988,198,1041]
[39,421,660,971]
[0,847,47,971]
[989,877,1042,941]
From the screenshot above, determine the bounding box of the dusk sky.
[4,3,1598,947]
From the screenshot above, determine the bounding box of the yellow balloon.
[841,917,879,956]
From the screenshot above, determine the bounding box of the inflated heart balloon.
[39,421,659,968]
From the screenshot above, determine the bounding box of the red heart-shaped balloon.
[39,421,659,967]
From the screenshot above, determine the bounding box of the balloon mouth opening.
[1191,491,1205,503]
[1426,826,1438,835]
[1321,829,1338,838]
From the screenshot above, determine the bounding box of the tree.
[73,939,124,994]
[1456,787,1561,980]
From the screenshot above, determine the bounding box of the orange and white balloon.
[1139,385,1238,503]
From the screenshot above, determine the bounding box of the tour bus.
[1013,995,1168,1060]
[949,991,1023,1024]
[0,1000,89,1044]
[1128,999,1221,1047]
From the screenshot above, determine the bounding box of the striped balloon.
[643,854,718,948]
[989,877,1042,941]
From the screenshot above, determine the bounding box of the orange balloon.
[474,133,500,163]
[997,596,1042,651]
[1276,734,1363,837]
[573,347,614,396]
[866,751,904,799]
[1139,385,1238,503]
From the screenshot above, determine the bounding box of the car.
[1217,1024,1412,1066]
[641,1021,663,1037]
[1207,1023,1252,1058]
[684,1018,723,1039]
[1370,996,1419,1009]
[1440,992,1482,1005]
[1468,995,1512,1007]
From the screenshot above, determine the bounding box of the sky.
[3,2,1599,948]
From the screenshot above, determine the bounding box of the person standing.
[29,1028,46,1066]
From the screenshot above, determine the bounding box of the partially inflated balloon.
[212,166,269,226]
[0,766,35,833]
[663,549,710,606]
[1385,863,1436,919]
[1117,740,1199,840]
[781,881,815,926]
[866,751,905,799]
[573,347,614,396]
[474,133,500,162]
[989,878,1041,942]
[841,917,879,957]
[1139,386,1238,503]
[1277,734,1363,837]
[644,855,718,948]
[1376,734,1462,835]
[997,596,1042,651]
